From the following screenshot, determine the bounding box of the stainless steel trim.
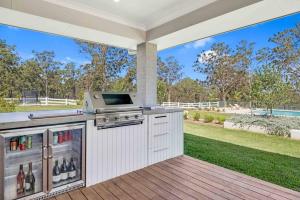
[97,120,143,130]
[0,135,5,200]
[47,129,54,192]
[42,131,48,193]
[28,111,83,120]
[81,126,86,183]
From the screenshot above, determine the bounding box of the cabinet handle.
[154,147,169,153]
[155,115,167,118]
[43,146,48,160]
[154,132,169,137]
[154,122,168,125]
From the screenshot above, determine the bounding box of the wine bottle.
[25,162,35,192]
[68,158,76,179]
[53,160,61,183]
[17,164,25,195]
[60,158,68,181]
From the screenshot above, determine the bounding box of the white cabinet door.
[169,112,184,158]
[86,121,148,186]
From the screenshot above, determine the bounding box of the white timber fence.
[4,97,78,106]
[162,101,220,109]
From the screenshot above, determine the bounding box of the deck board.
[54,156,300,200]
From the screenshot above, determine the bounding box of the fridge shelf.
[5,145,42,159]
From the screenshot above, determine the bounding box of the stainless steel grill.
[84,92,144,129]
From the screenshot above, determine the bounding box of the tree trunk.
[222,95,227,107]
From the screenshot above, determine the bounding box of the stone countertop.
[0,108,183,130]
[0,110,94,130]
[143,108,183,115]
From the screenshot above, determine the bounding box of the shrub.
[204,115,214,123]
[229,115,300,137]
[193,112,201,121]
[184,112,188,120]
[0,98,16,112]
[216,116,226,124]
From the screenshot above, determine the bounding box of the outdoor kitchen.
[0,91,183,200]
[1,1,300,200]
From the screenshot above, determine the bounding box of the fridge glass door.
[1,128,46,200]
[48,124,85,190]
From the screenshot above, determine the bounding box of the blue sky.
[0,12,300,80]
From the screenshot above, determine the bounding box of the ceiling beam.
[146,0,262,41]
[150,0,300,50]
[0,0,145,50]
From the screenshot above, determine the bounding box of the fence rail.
[162,101,220,109]
[4,97,78,106]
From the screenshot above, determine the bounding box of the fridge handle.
[48,145,53,159]
[43,146,48,160]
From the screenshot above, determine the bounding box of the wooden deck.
[52,156,300,200]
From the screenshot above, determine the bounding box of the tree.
[193,41,253,106]
[33,51,60,97]
[0,39,20,97]
[63,62,80,98]
[110,66,136,92]
[266,23,300,92]
[19,59,44,95]
[158,56,183,101]
[157,80,168,103]
[173,78,204,102]
[251,66,292,115]
[76,40,132,91]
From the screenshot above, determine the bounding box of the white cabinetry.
[147,111,183,165]
[86,121,148,186]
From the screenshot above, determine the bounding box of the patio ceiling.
[0,0,300,50]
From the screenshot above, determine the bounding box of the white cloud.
[184,37,214,49]
[197,50,216,64]
[7,26,19,30]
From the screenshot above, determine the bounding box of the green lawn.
[16,105,82,112]
[184,121,300,191]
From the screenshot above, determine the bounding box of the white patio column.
[137,42,157,106]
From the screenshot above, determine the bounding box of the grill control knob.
[134,115,139,119]
[125,116,129,120]
[114,117,119,120]
[103,118,107,122]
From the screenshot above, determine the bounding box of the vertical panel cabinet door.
[47,124,86,193]
[169,112,184,158]
[0,127,48,200]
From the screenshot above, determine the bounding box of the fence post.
[177,102,180,108]
[45,97,48,105]
[208,102,211,108]
[65,99,68,105]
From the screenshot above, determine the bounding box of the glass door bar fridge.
[0,123,86,200]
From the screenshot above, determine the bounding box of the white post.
[177,102,180,108]
[208,102,211,108]
[65,98,68,105]
[137,42,157,106]
[45,97,48,105]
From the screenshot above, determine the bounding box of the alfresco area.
[0,0,300,200]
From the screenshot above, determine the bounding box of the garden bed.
[226,115,300,140]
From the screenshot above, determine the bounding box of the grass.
[15,105,82,112]
[185,121,300,158]
[184,121,300,191]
